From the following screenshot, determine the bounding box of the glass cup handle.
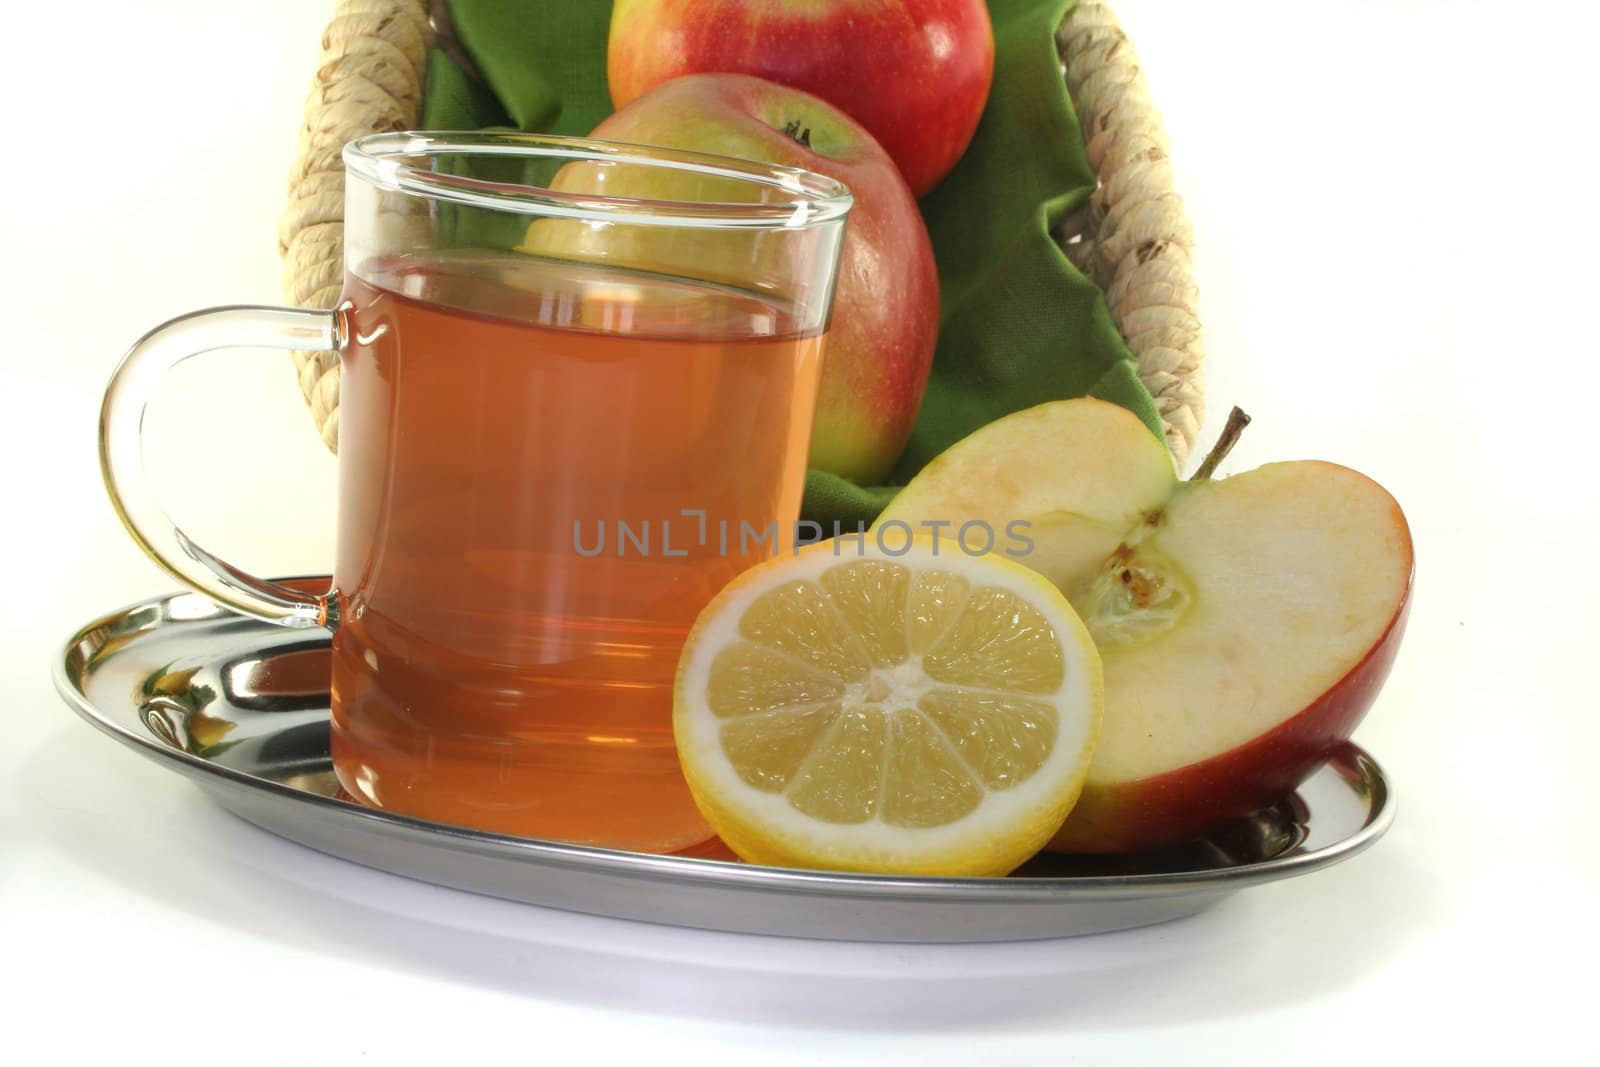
[99,305,343,628]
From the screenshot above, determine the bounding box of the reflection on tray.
[129,626,1316,879]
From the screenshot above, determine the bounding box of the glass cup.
[101,132,851,852]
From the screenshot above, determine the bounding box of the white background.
[4,1,1598,1063]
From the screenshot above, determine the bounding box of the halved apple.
[880,398,1179,591]
[877,399,1413,852]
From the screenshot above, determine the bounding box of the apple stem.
[1191,406,1252,481]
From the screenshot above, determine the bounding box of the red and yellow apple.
[526,73,939,485]
[607,0,995,198]
[878,399,1414,852]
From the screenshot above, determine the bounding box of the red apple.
[878,400,1415,852]
[527,74,939,485]
[607,0,995,198]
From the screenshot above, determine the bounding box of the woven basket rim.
[279,0,1203,467]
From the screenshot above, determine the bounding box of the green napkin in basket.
[428,0,1162,526]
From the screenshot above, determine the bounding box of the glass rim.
[343,130,855,230]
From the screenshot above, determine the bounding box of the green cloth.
[429,3,611,135]
[420,47,509,130]
[429,0,1162,526]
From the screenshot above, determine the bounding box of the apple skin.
[561,74,939,485]
[1050,590,1412,853]
[607,0,995,197]
[876,398,1416,855]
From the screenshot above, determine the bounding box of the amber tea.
[330,252,824,851]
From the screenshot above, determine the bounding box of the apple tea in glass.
[100,133,851,852]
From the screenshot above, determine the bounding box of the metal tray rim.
[52,585,1396,905]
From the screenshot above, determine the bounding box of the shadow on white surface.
[21,725,1433,1031]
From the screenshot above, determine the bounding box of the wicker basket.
[280,0,1203,467]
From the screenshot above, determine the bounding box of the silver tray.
[54,581,1394,943]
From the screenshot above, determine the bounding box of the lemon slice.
[674,537,1103,876]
